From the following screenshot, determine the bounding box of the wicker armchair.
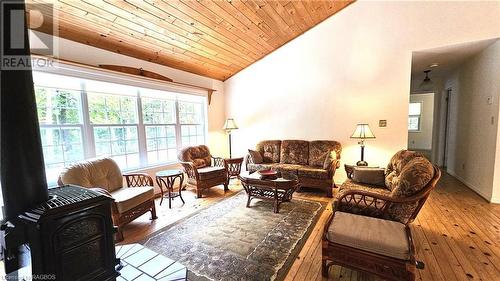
[58,158,157,241]
[178,145,228,198]
[322,150,441,281]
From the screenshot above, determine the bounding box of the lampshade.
[223,118,238,131]
[350,124,375,139]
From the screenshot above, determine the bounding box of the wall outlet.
[487,96,493,105]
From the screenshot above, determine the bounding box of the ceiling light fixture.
[429,63,439,68]
[418,70,433,91]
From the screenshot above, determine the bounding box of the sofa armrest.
[244,154,254,171]
[211,156,225,167]
[123,173,154,187]
[179,161,200,180]
[326,158,340,179]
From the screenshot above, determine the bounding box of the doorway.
[407,93,435,160]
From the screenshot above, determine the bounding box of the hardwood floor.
[121,173,500,281]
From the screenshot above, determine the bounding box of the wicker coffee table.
[238,171,300,213]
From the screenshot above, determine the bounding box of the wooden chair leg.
[150,200,157,220]
[223,182,229,191]
[115,226,124,242]
[326,186,333,198]
[322,259,329,277]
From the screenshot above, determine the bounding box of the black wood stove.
[14,185,119,281]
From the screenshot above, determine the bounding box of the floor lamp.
[223,118,238,158]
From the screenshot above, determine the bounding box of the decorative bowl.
[258,169,277,176]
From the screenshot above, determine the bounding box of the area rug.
[142,190,326,281]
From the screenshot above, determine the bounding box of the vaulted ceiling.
[28,0,354,81]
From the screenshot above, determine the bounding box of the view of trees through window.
[33,71,207,186]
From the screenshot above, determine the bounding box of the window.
[32,70,207,186]
[35,85,85,183]
[408,102,422,131]
[88,93,140,169]
[142,95,178,164]
[179,99,205,147]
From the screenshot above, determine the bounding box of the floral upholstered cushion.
[383,150,435,223]
[192,159,207,168]
[298,166,329,180]
[390,156,434,198]
[256,140,281,163]
[338,179,391,196]
[385,150,424,191]
[280,140,309,165]
[178,145,212,167]
[274,164,302,174]
[248,149,263,164]
[247,163,276,173]
[309,140,342,167]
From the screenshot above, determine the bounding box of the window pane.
[145,125,176,165]
[179,101,202,124]
[35,87,82,125]
[88,93,137,124]
[142,98,175,124]
[409,102,421,115]
[39,126,85,185]
[408,116,420,131]
[93,126,139,169]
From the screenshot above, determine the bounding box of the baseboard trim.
[447,170,495,203]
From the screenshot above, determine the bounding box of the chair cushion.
[58,157,123,192]
[178,145,212,167]
[298,166,329,179]
[274,164,303,174]
[309,140,342,167]
[338,179,391,196]
[197,166,226,180]
[352,167,386,187]
[248,149,263,164]
[327,212,410,260]
[247,163,276,172]
[111,186,154,213]
[256,140,282,163]
[280,140,309,165]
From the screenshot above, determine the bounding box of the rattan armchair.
[178,145,228,198]
[322,165,441,281]
[58,158,157,242]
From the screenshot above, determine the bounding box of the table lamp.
[350,123,376,166]
[223,118,238,158]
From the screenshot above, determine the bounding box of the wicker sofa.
[245,140,342,197]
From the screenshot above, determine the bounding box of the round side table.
[156,170,185,209]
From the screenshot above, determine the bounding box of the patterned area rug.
[142,191,326,281]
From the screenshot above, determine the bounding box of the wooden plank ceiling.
[28,0,354,81]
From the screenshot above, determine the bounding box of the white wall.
[443,41,500,203]
[32,32,228,193]
[224,1,500,183]
[408,93,434,151]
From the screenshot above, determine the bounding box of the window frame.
[32,67,209,185]
[408,102,422,132]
